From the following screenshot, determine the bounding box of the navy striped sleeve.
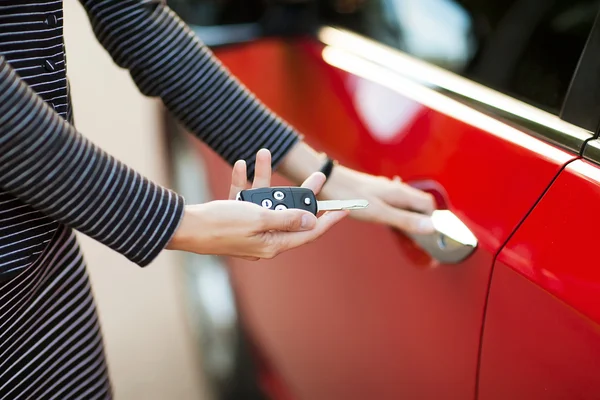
[78,0,302,179]
[0,56,185,267]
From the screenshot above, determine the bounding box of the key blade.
[317,199,369,211]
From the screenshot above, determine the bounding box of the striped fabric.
[0,0,301,398]
[0,226,111,399]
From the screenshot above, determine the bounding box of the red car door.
[167,1,597,399]
[477,18,600,398]
[478,156,600,400]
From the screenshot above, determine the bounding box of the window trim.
[318,26,593,154]
[583,138,600,164]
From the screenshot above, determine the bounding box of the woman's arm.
[0,57,341,265]
[79,0,436,234]
[78,0,300,179]
[0,56,184,267]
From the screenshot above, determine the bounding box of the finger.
[300,172,326,196]
[275,210,349,252]
[228,160,248,200]
[381,204,435,234]
[252,148,272,188]
[260,208,317,232]
[236,256,260,261]
[382,182,436,215]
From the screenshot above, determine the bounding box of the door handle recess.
[406,210,478,264]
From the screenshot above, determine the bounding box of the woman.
[0,0,435,398]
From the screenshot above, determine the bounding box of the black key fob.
[236,187,318,215]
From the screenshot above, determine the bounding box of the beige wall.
[63,1,206,399]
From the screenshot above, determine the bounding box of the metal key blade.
[317,199,369,211]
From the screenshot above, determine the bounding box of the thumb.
[260,209,317,232]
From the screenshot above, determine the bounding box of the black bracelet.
[319,155,337,180]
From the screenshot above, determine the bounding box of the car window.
[168,0,265,26]
[319,0,598,115]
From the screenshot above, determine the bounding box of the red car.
[165,1,600,399]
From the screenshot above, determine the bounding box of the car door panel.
[478,159,600,399]
[187,37,581,399]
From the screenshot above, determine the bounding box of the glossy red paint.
[479,159,600,399]
[190,38,578,399]
[497,160,600,321]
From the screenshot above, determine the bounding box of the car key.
[236,187,368,215]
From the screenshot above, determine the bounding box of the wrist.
[166,205,197,251]
[319,163,347,200]
[318,155,337,180]
[279,141,327,185]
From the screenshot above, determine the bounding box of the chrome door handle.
[406,210,478,264]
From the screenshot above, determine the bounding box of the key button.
[304,197,312,206]
[275,204,288,211]
[273,191,285,200]
[261,199,273,209]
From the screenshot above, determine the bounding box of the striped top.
[0,1,302,398]
[0,0,301,279]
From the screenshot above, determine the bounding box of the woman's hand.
[278,142,438,235]
[321,165,437,235]
[167,149,349,260]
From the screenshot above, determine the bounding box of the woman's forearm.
[79,0,300,180]
[0,56,185,267]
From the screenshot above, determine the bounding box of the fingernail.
[418,217,435,234]
[301,214,315,230]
